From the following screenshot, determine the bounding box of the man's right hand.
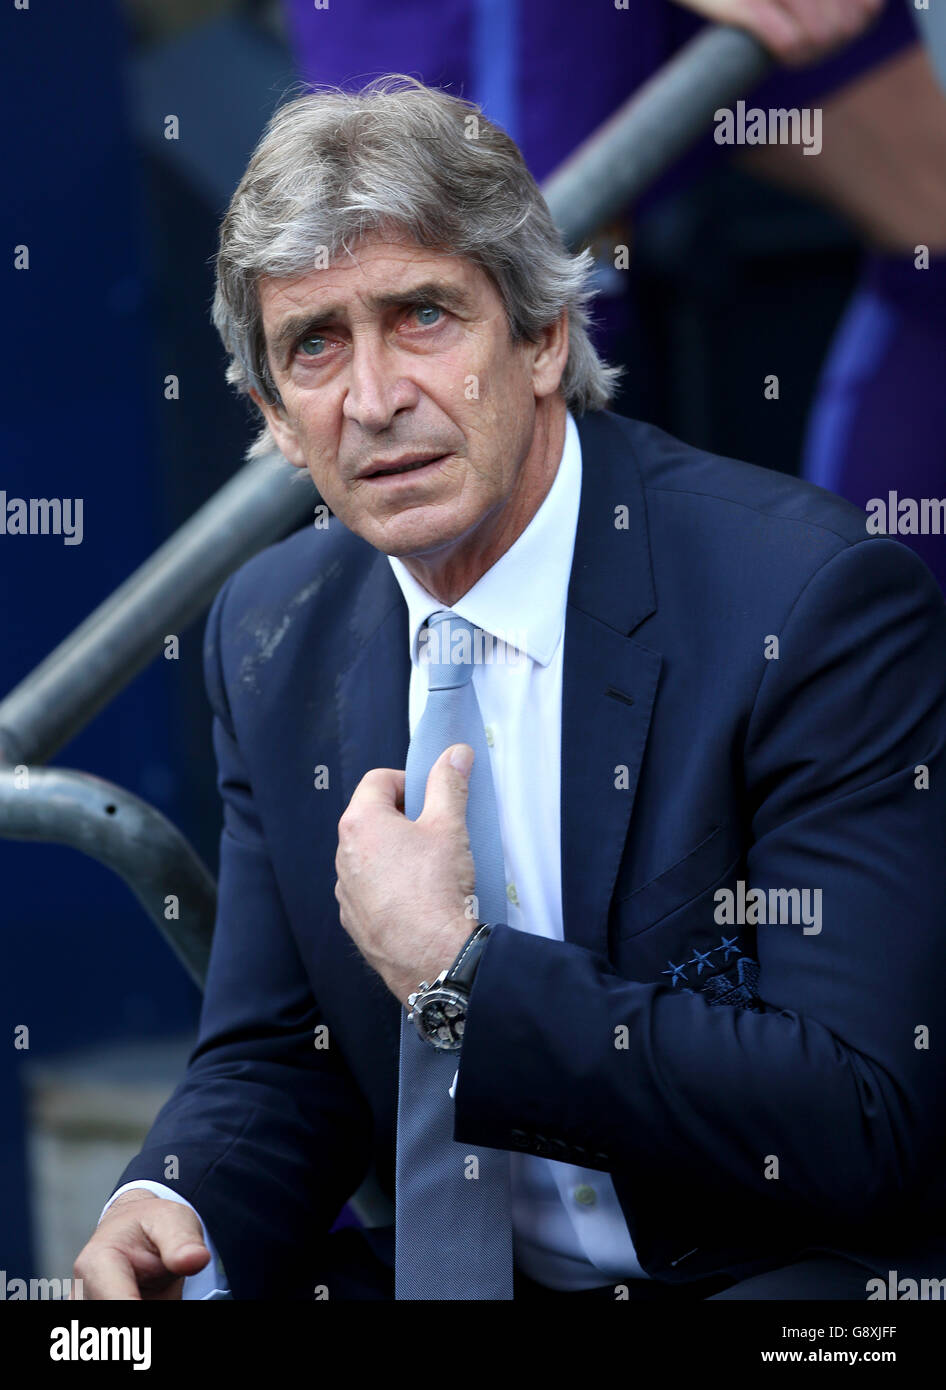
[72,1189,211,1300]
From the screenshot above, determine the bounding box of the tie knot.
[421,609,480,690]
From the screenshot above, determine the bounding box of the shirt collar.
[387,408,581,667]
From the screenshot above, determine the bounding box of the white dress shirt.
[103,408,648,1294]
[387,408,647,1290]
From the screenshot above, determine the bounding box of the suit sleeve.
[109,572,373,1299]
[453,537,946,1231]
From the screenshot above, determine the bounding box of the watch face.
[415,989,466,1050]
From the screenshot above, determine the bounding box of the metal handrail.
[0,455,314,771]
[0,25,771,981]
[542,25,770,246]
[0,767,214,987]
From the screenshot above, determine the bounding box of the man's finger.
[74,1243,144,1301]
[347,766,407,811]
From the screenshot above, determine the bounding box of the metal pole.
[543,25,771,246]
[0,455,315,769]
[0,767,215,987]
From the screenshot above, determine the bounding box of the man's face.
[252,234,565,561]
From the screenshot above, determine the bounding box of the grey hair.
[212,73,624,459]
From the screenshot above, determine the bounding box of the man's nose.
[343,337,419,431]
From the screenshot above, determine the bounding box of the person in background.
[283,0,946,589]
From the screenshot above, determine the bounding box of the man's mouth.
[360,453,450,480]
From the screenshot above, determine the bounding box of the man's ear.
[248,387,307,468]
[532,307,569,400]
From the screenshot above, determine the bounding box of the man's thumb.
[422,744,474,820]
[447,743,474,778]
[151,1208,210,1273]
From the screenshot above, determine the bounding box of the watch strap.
[445,923,492,993]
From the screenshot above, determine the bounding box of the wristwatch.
[407,923,493,1051]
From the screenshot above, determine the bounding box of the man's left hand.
[335,744,478,1006]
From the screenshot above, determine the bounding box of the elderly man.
[75,75,946,1302]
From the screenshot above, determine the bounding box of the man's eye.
[299,335,327,356]
[412,304,442,327]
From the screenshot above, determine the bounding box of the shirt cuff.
[448,1067,458,1100]
[100,1180,230,1300]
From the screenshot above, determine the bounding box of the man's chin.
[350,505,474,561]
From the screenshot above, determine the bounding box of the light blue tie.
[394,609,515,1300]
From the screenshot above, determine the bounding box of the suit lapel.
[333,552,411,1064]
[561,411,662,957]
[336,552,411,812]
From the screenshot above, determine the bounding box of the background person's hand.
[71,1189,210,1300]
[672,0,884,66]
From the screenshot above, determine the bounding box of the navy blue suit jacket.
[116,408,946,1298]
